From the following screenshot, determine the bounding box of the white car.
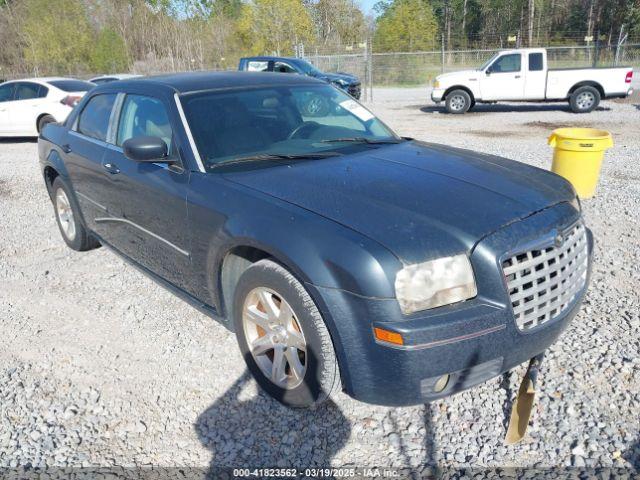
[88,74,142,85]
[432,48,634,113]
[0,77,95,137]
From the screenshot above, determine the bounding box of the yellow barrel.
[548,128,613,198]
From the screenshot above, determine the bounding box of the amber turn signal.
[374,327,404,346]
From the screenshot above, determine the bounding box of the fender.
[44,148,70,180]
[443,84,478,102]
[198,202,402,395]
[186,173,402,314]
[567,80,605,99]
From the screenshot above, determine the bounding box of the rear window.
[92,78,116,85]
[246,61,269,72]
[77,93,117,141]
[529,53,544,71]
[49,80,95,92]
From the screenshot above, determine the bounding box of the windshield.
[181,84,399,171]
[478,53,499,71]
[294,59,322,76]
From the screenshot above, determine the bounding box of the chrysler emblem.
[554,234,564,248]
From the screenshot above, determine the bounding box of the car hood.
[315,71,359,85]
[436,70,480,84]
[222,141,575,264]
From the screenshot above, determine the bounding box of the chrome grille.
[502,222,588,331]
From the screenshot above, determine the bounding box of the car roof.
[1,77,75,85]
[90,74,142,80]
[107,71,323,95]
[241,56,302,62]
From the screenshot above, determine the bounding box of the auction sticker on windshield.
[340,99,374,121]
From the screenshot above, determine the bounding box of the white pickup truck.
[431,48,634,114]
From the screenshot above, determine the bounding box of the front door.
[99,93,191,288]
[0,83,16,134]
[480,53,525,101]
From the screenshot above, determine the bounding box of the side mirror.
[123,136,169,162]
[486,67,492,75]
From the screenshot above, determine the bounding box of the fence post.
[441,34,445,74]
[615,25,627,66]
[368,37,373,102]
[593,32,599,68]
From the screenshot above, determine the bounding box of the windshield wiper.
[209,152,342,169]
[319,137,404,145]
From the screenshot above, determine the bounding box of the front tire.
[569,86,600,113]
[233,259,341,408]
[445,89,471,114]
[51,177,100,251]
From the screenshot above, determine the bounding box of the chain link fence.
[306,43,640,92]
[3,40,638,95]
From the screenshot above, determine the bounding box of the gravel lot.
[1,84,639,475]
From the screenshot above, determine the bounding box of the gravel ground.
[1,83,639,475]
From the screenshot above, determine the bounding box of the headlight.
[433,79,440,88]
[395,254,477,314]
[332,79,349,87]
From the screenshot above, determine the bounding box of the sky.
[358,0,378,16]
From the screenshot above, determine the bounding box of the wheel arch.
[443,85,476,103]
[43,166,60,197]
[215,242,351,389]
[218,244,274,321]
[42,149,70,199]
[36,113,54,133]
[568,81,604,99]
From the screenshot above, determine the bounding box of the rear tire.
[233,259,341,408]
[445,89,472,114]
[569,86,600,113]
[51,177,100,251]
[37,115,56,133]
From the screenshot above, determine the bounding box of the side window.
[117,95,172,151]
[77,93,117,141]
[274,61,297,74]
[491,54,521,73]
[529,53,544,71]
[246,61,269,72]
[0,83,15,103]
[14,82,41,100]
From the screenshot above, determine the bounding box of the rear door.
[523,52,547,100]
[100,92,191,287]
[479,53,526,100]
[64,93,120,243]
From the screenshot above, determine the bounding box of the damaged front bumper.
[308,202,593,407]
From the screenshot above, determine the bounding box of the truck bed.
[546,66,632,100]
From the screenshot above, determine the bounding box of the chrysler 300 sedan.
[38,72,592,407]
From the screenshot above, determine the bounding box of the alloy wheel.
[576,91,595,110]
[242,287,307,389]
[450,94,466,111]
[55,188,76,241]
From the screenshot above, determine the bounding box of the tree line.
[0,0,637,78]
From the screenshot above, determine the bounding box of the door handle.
[103,162,120,174]
[515,75,521,79]
[62,144,72,154]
